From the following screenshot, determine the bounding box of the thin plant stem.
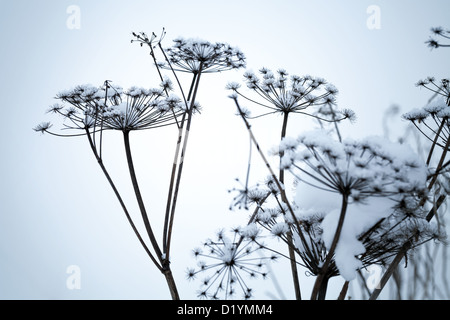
[426,120,445,165]
[165,64,204,258]
[232,97,315,300]
[123,130,180,299]
[311,193,349,300]
[162,77,195,253]
[85,129,163,271]
[232,97,301,231]
[338,281,350,300]
[278,111,302,300]
[123,130,163,261]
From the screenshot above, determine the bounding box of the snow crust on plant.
[320,197,395,280]
[403,96,448,121]
[240,223,260,239]
[290,130,429,281]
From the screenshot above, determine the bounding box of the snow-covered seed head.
[163,38,246,74]
[271,222,290,237]
[403,95,449,146]
[35,82,185,136]
[230,67,353,125]
[287,131,428,201]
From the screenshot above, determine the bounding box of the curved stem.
[123,130,181,299]
[123,130,163,262]
[311,193,349,300]
[85,130,162,271]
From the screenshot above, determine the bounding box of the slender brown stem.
[426,120,445,165]
[279,112,302,300]
[279,112,289,184]
[123,130,163,262]
[163,267,180,300]
[162,73,197,253]
[165,66,203,258]
[311,193,349,300]
[123,130,181,299]
[338,281,349,300]
[85,130,162,271]
[424,135,450,197]
[287,231,302,299]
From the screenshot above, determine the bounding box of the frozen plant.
[279,131,443,299]
[225,68,354,299]
[187,228,276,300]
[133,32,246,268]
[403,81,450,177]
[35,80,185,298]
[226,68,353,142]
[35,30,245,300]
[220,68,448,300]
[161,38,246,74]
[426,26,450,50]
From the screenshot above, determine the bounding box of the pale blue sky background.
[1,0,449,299]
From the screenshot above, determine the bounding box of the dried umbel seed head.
[35,81,186,136]
[402,95,450,148]
[283,131,428,201]
[227,67,354,124]
[415,77,450,106]
[425,26,450,50]
[187,229,273,300]
[161,38,246,74]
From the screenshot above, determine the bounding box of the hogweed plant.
[224,69,354,299]
[367,78,450,300]
[188,57,448,299]
[35,30,245,300]
[34,25,449,300]
[363,27,450,300]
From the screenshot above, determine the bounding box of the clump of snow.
[320,197,395,280]
[240,223,260,240]
[271,222,290,237]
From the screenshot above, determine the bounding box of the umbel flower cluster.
[403,78,450,159]
[226,67,355,123]
[35,31,246,301]
[277,131,440,279]
[197,127,443,300]
[35,26,449,301]
[160,38,246,74]
[280,132,428,201]
[187,228,276,300]
[34,82,185,136]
